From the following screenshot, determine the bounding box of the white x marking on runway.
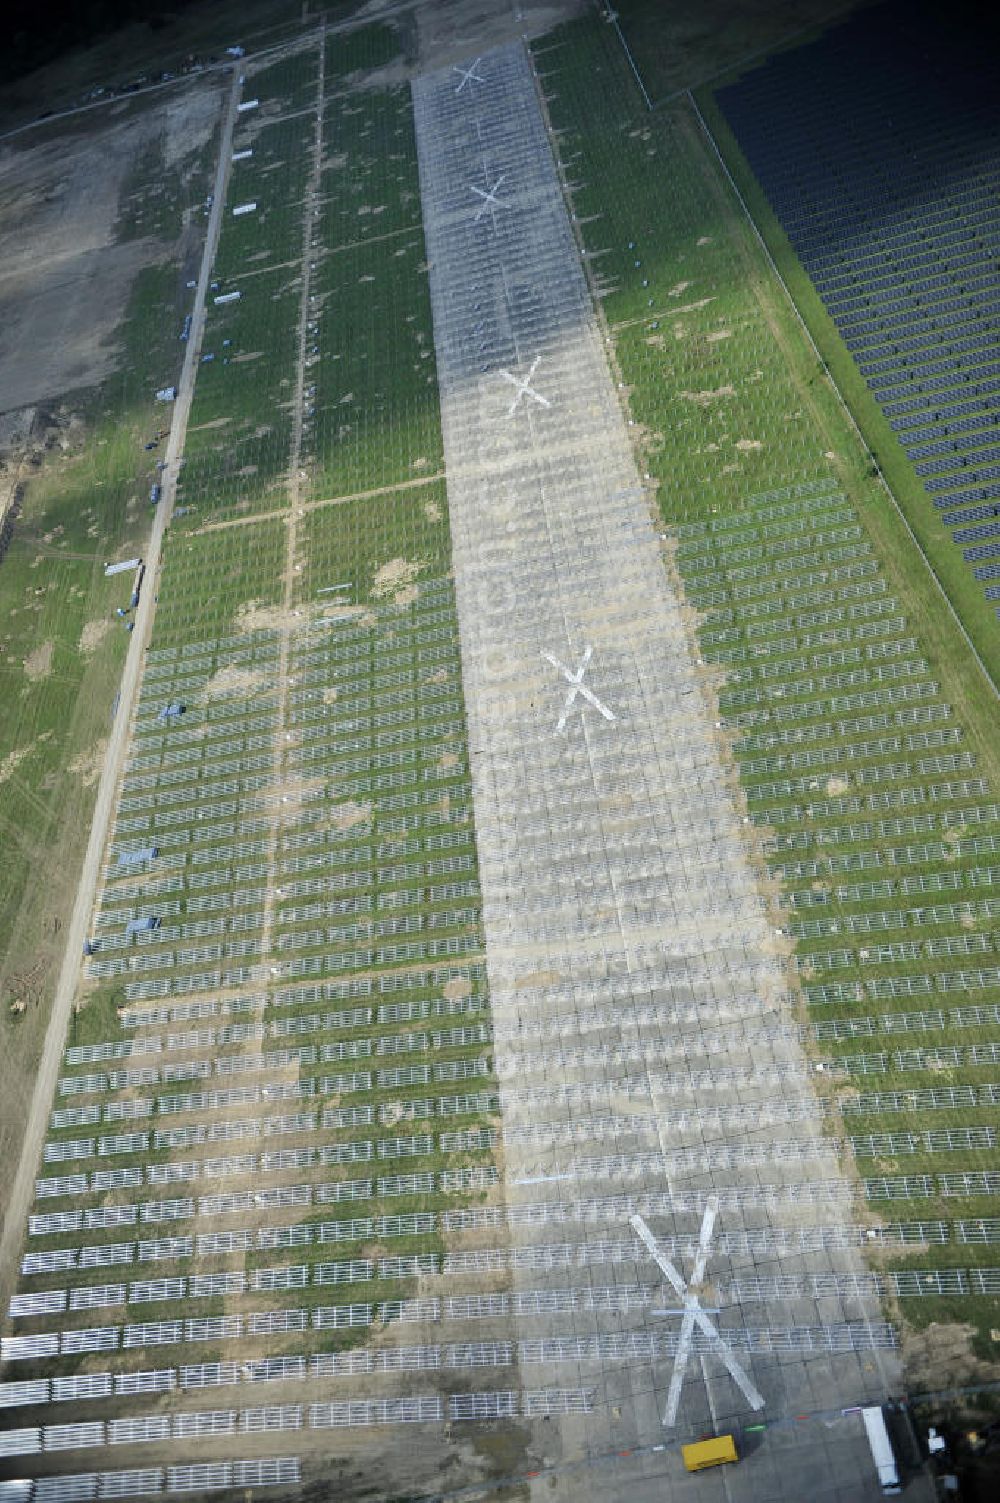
[471,172,509,223]
[453,58,485,93]
[500,356,550,418]
[541,645,616,733]
[631,1201,765,1428]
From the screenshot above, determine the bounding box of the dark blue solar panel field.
[716,0,1000,614]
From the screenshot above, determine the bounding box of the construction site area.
[0,2,998,1501]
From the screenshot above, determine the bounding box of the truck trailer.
[862,1406,901,1496]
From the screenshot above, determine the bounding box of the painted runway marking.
[541,645,616,733]
[453,58,485,94]
[471,171,509,224]
[501,356,551,418]
[631,1200,765,1427]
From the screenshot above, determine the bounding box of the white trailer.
[104,558,141,578]
[862,1406,901,1496]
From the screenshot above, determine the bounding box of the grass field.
[534,12,1000,1364]
[610,0,862,104]
[308,38,442,502]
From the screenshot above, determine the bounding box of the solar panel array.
[716,0,1000,611]
[7,8,999,1498]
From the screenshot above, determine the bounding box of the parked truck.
[681,1435,739,1472]
[862,1406,902,1496]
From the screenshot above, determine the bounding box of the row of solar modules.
[742,167,1000,241]
[0,1458,298,1501]
[812,230,1000,283]
[725,122,1000,210]
[762,182,1000,249]
[817,239,1000,299]
[715,2,1000,605]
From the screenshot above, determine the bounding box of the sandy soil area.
[0,77,222,415]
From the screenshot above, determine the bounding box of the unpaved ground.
[68,736,109,788]
[202,662,270,698]
[78,616,113,652]
[0,66,241,1327]
[409,0,586,70]
[0,76,221,414]
[22,638,53,679]
[903,1323,1000,1393]
[371,553,424,603]
[0,406,34,529]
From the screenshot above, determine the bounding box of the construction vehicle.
[681,1435,739,1472]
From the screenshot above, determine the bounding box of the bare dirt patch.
[202,664,268,699]
[0,77,224,411]
[414,0,585,71]
[189,416,232,432]
[68,737,108,788]
[674,296,716,316]
[0,745,32,786]
[371,556,423,605]
[329,800,372,832]
[78,617,112,653]
[681,384,735,406]
[22,639,53,680]
[903,1323,997,1391]
[235,599,375,635]
[514,968,563,990]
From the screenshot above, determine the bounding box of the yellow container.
[681,1434,739,1472]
